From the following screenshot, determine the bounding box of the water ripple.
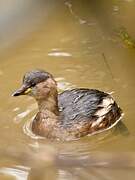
[0,166,29,180]
[48,50,72,57]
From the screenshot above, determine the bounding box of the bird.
[12,69,123,141]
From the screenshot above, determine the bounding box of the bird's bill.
[12,85,32,96]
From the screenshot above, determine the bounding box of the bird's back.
[58,89,122,129]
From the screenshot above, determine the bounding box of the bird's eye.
[31,82,36,87]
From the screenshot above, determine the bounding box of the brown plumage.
[12,70,123,141]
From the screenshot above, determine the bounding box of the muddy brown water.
[0,0,135,179]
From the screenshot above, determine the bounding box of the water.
[0,0,135,179]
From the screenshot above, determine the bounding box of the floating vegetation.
[116,27,135,48]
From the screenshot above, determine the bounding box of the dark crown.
[23,69,53,87]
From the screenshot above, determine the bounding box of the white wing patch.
[93,96,114,125]
[91,116,105,127]
[99,96,114,107]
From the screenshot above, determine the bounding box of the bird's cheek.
[32,86,50,99]
[30,87,37,97]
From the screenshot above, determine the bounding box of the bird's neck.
[37,95,59,116]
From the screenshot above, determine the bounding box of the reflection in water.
[0,0,135,179]
[0,0,57,51]
[0,167,29,180]
[65,1,88,25]
[48,49,72,57]
[0,143,135,179]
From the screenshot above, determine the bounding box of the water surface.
[0,0,135,179]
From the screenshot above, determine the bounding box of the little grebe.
[12,70,123,141]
